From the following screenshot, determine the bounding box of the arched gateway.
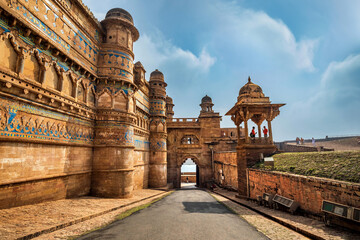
[165,78,284,192]
[166,96,236,188]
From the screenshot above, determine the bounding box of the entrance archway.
[180,158,199,188]
[168,154,204,188]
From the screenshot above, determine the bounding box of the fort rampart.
[248,169,360,215]
[0,0,163,208]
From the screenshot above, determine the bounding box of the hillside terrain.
[291,137,360,151]
[257,151,360,183]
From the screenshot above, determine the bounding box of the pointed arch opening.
[180,157,199,188]
[77,81,85,103]
[97,90,112,108]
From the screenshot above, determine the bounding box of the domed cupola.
[150,69,165,82]
[201,95,212,104]
[98,8,139,83]
[149,69,167,98]
[101,8,139,50]
[105,8,134,23]
[237,77,270,104]
[165,95,173,103]
[200,95,214,113]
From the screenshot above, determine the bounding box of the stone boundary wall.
[277,143,333,152]
[181,174,196,183]
[248,169,360,215]
[214,151,238,190]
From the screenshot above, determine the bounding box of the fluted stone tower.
[92,8,139,198]
[149,70,168,188]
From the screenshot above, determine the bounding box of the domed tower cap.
[102,8,139,41]
[149,69,164,81]
[239,76,265,97]
[236,76,271,104]
[201,95,212,103]
[134,61,145,70]
[166,95,173,103]
[105,8,133,24]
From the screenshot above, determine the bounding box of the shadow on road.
[183,201,234,214]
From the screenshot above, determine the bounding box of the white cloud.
[134,33,216,77]
[283,53,360,138]
[207,2,318,72]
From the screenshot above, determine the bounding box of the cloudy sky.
[85,0,360,141]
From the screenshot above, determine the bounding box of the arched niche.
[44,63,61,90]
[113,91,127,111]
[0,36,17,72]
[77,81,85,103]
[62,73,74,97]
[128,97,135,113]
[157,122,164,132]
[88,87,96,107]
[97,91,112,108]
[23,52,40,81]
[181,135,200,145]
[150,121,156,131]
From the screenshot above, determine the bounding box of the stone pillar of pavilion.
[226,77,285,197]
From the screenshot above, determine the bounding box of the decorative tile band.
[134,135,150,150]
[20,5,71,52]
[0,97,94,144]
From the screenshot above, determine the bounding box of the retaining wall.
[248,169,360,215]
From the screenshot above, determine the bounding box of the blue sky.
[85,0,360,141]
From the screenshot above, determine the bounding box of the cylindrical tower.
[92,8,139,198]
[149,69,168,188]
[98,8,139,83]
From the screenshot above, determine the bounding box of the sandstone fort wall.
[213,151,238,190]
[248,169,360,215]
[0,142,92,208]
[0,0,155,208]
[181,173,196,183]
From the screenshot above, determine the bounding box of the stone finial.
[248,76,251,83]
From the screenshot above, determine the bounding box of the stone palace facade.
[0,0,172,208]
[0,0,283,209]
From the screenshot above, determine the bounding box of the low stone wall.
[248,169,360,215]
[181,173,196,183]
[277,143,333,152]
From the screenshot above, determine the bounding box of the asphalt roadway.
[77,185,268,240]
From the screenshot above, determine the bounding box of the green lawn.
[257,151,360,183]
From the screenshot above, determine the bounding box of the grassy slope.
[258,151,360,183]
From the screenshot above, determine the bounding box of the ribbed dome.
[149,69,164,81]
[105,8,133,24]
[201,95,212,103]
[239,77,264,98]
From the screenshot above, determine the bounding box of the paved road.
[78,186,268,240]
